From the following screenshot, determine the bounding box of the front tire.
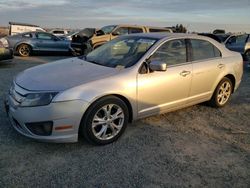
[17,44,31,57]
[209,77,233,108]
[80,96,129,145]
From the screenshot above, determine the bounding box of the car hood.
[15,57,119,91]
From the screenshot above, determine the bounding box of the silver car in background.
[5,33,243,145]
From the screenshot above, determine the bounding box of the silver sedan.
[5,33,243,145]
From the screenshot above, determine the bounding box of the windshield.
[66,30,79,36]
[85,36,157,68]
[101,25,117,34]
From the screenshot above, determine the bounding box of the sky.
[0,0,250,33]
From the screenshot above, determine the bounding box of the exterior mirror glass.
[149,60,167,71]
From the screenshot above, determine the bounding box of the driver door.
[35,32,58,51]
[137,39,192,118]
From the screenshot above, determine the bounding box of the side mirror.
[149,60,167,71]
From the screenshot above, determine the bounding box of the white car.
[49,29,69,36]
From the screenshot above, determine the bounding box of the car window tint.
[149,28,171,33]
[36,33,53,40]
[151,39,187,66]
[129,28,143,34]
[115,27,129,35]
[191,39,221,61]
[227,35,248,44]
[53,31,64,34]
[235,35,248,44]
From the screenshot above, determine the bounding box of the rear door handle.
[218,64,225,69]
[180,70,191,77]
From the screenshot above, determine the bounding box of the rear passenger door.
[188,39,222,103]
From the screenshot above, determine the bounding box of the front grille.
[25,121,53,136]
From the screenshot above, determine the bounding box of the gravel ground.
[0,56,249,188]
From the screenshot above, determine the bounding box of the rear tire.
[208,77,233,108]
[79,96,129,145]
[17,44,31,57]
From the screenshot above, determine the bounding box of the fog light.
[25,121,53,136]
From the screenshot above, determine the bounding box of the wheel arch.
[224,74,236,93]
[211,73,236,99]
[15,42,33,52]
[82,94,134,124]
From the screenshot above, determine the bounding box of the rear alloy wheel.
[18,44,31,57]
[209,77,233,108]
[80,96,129,145]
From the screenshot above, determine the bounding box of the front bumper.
[5,95,89,143]
[0,48,13,61]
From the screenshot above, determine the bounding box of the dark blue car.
[5,32,70,56]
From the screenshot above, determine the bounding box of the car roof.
[125,33,204,40]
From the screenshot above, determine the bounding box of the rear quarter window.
[22,33,32,38]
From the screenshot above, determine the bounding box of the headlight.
[0,38,9,48]
[20,92,58,107]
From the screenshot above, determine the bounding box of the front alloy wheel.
[92,104,124,140]
[80,96,129,145]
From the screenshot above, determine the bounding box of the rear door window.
[190,39,221,61]
[129,27,143,34]
[149,28,171,33]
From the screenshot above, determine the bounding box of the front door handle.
[180,70,191,77]
[218,64,225,69]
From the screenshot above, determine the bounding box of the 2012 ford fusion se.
[5,33,243,145]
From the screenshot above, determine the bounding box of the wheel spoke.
[111,108,124,121]
[91,103,125,141]
[96,125,107,138]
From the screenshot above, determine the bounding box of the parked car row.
[70,24,173,55]
[1,23,249,68]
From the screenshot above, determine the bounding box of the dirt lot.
[0,56,249,188]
